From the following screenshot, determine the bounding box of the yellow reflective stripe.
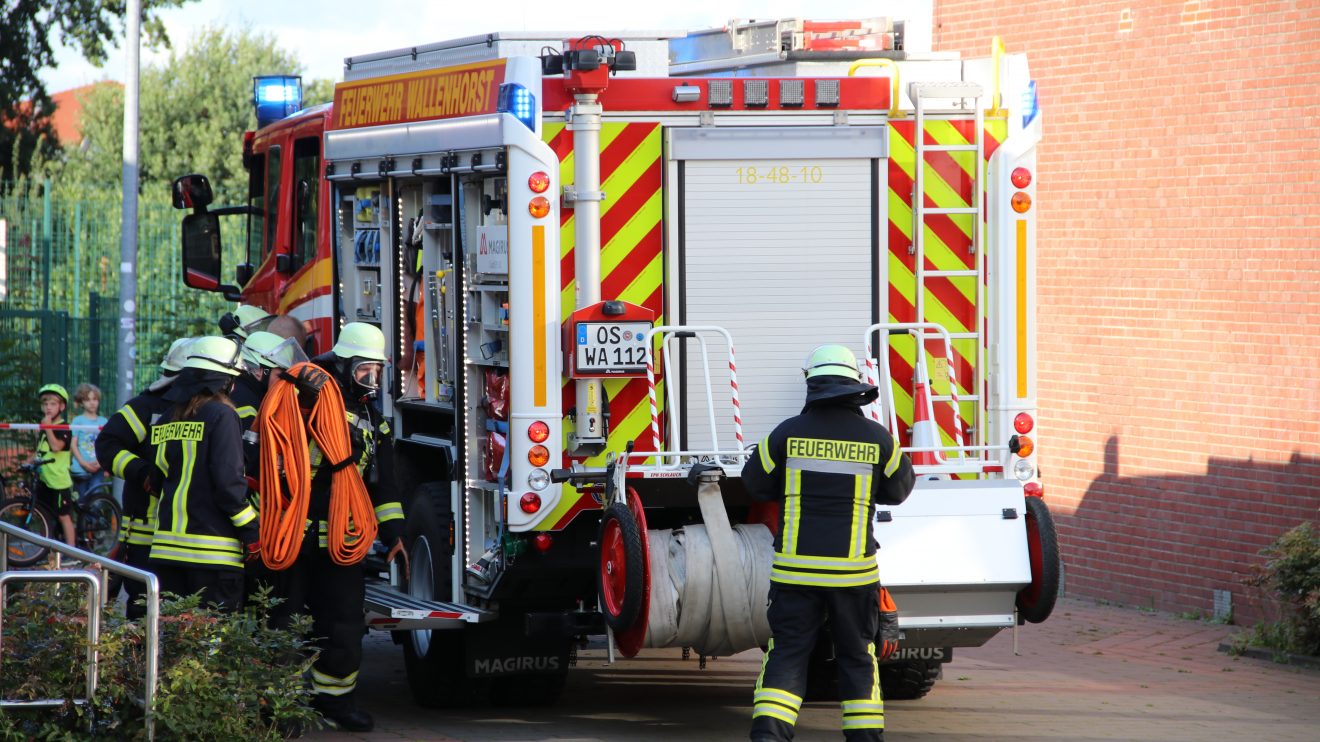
[752,705,799,725]
[148,546,243,568]
[842,699,885,714]
[146,494,161,532]
[112,450,137,478]
[782,469,801,555]
[758,435,775,473]
[311,668,357,695]
[870,641,881,702]
[770,566,879,588]
[375,502,404,522]
[235,405,257,421]
[841,716,885,730]
[120,406,146,442]
[173,440,197,533]
[152,531,243,549]
[753,688,803,709]
[230,505,257,528]
[755,637,774,692]
[850,474,871,559]
[772,552,877,570]
[883,433,901,477]
[154,435,169,476]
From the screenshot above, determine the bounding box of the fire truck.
[173,18,1060,705]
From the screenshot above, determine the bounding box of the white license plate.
[575,322,651,375]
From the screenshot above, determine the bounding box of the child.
[70,383,108,500]
[35,383,76,547]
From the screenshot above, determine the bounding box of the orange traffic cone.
[909,375,942,468]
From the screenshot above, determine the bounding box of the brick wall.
[932,0,1320,623]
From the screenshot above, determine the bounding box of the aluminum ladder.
[909,81,986,449]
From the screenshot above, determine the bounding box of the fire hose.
[642,478,774,656]
[255,362,377,569]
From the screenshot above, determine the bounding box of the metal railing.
[0,521,160,740]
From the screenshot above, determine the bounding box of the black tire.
[77,492,122,558]
[880,661,941,700]
[1,497,54,567]
[401,482,489,708]
[1016,495,1061,624]
[597,501,644,632]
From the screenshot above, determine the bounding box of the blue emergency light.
[1022,79,1039,128]
[253,75,303,128]
[497,83,536,132]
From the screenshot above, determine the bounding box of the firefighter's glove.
[386,537,410,582]
[877,586,901,662]
[282,364,333,410]
[140,466,165,496]
[244,539,263,563]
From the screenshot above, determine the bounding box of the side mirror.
[172,174,214,211]
[181,212,239,296]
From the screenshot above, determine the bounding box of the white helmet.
[183,336,244,376]
[331,322,387,362]
[159,337,195,373]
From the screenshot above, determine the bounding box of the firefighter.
[148,336,259,612]
[742,345,915,742]
[233,331,302,475]
[96,337,194,618]
[219,304,275,341]
[268,322,405,732]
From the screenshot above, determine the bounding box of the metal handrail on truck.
[0,521,161,741]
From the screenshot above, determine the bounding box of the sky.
[41,0,933,92]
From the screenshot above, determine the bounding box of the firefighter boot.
[312,691,374,733]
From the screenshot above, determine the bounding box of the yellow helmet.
[331,322,387,362]
[159,337,195,373]
[242,331,286,370]
[220,304,275,339]
[38,383,69,404]
[802,345,862,382]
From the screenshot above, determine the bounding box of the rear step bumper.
[364,583,493,630]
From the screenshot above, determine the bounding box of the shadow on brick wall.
[1061,436,1320,624]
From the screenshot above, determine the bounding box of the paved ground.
[309,597,1320,741]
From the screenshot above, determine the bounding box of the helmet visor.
[264,337,310,370]
[351,360,383,391]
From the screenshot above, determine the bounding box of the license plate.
[575,322,651,375]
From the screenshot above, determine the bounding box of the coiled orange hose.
[256,362,378,569]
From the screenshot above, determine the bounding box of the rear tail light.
[1023,481,1043,497]
[532,533,554,552]
[528,445,550,467]
[1011,192,1032,213]
[528,171,550,193]
[1011,167,1032,189]
[528,420,549,443]
[519,492,542,513]
[1014,412,1034,434]
[529,196,550,218]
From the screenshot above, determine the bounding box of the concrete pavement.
[309,597,1320,741]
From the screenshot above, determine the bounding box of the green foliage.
[1243,521,1320,657]
[54,26,334,203]
[0,584,320,740]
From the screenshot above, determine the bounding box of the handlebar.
[20,457,54,472]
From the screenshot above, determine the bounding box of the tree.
[0,0,191,109]
[0,0,193,181]
[56,26,333,202]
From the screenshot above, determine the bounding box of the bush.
[1243,521,1320,657]
[0,584,320,740]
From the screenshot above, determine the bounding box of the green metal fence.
[1,182,237,476]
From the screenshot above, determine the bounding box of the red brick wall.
[933,0,1320,623]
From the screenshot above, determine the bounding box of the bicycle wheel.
[1,497,54,566]
[77,493,123,559]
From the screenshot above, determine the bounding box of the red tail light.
[1011,167,1032,189]
[519,492,542,514]
[1023,481,1043,497]
[528,420,550,443]
[528,171,550,193]
[532,533,554,552]
[1014,412,1034,434]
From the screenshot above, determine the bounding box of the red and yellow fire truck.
[174,18,1058,705]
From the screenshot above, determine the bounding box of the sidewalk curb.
[1218,641,1320,671]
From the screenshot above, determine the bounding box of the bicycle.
[1,457,123,567]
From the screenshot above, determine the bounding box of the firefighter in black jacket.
[95,336,194,618]
[267,322,405,732]
[742,345,915,742]
[148,336,259,612]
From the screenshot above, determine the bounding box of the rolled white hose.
[643,479,774,657]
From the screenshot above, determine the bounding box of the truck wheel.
[880,661,941,700]
[402,483,488,707]
[1016,495,1060,625]
[598,501,644,632]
